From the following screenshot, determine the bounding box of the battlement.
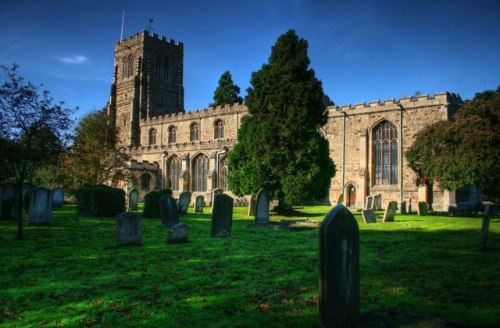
[117,30,183,47]
[130,159,159,170]
[334,92,462,112]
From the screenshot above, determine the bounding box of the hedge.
[76,185,125,217]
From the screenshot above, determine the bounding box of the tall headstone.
[195,195,205,213]
[27,187,52,225]
[365,196,373,210]
[247,196,256,217]
[128,188,139,211]
[116,212,142,246]
[319,205,360,327]
[382,201,398,222]
[479,204,492,252]
[211,194,233,237]
[178,191,191,214]
[167,222,189,244]
[255,188,269,225]
[52,188,64,208]
[407,198,413,214]
[374,194,382,211]
[417,201,429,216]
[399,201,407,215]
[211,188,223,212]
[159,194,179,228]
[362,209,377,223]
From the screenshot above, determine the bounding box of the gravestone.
[407,198,413,214]
[373,194,382,210]
[362,209,377,223]
[417,201,429,216]
[195,195,205,213]
[247,196,256,216]
[399,201,407,215]
[255,188,269,225]
[128,188,139,211]
[167,222,189,244]
[116,212,142,246]
[382,201,398,222]
[52,188,64,208]
[365,196,373,210]
[27,188,52,225]
[178,191,191,214]
[0,188,15,220]
[211,194,233,237]
[159,194,179,228]
[211,188,223,212]
[319,205,360,327]
[479,204,492,252]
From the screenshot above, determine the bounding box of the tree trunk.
[16,181,24,239]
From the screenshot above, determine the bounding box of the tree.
[60,109,130,187]
[210,71,243,107]
[406,87,500,200]
[228,30,335,209]
[0,64,74,239]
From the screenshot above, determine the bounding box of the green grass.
[0,205,499,327]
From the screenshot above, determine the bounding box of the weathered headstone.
[479,204,492,252]
[362,209,377,223]
[382,201,398,222]
[211,188,223,212]
[417,201,429,216]
[167,222,189,244]
[128,188,139,211]
[407,198,413,214]
[159,194,179,228]
[52,188,64,208]
[116,212,142,246]
[399,201,407,215]
[211,194,233,237]
[27,187,52,225]
[195,195,205,213]
[319,205,360,327]
[178,191,191,214]
[373,194,382,210]
[365,196,373,210]
[247,196,256,216]
[255,188,269,225]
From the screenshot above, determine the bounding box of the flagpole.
[120,10,125,41]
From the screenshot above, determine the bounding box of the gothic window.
[192,154,209,192]
[122,56,134,79]
[167,156,181,191]
[141,173,151,190]
[122,58,128,80]
[373,121,398,185]
[164,58,169,80]
[148,128,157,145]
[190,122,199,141]
[168,125,177,144]
[219,156,228,191]
[155,55,161,78]
[214,120,224,139]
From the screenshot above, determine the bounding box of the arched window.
[168,126,177,144]
[190,122,199,141]
[167,156,181,191]
[122,58,128,80]
[219,156,228,191]
[141,173,151,190]
[373,121,398,185]
[214,120,224,139]
[163,58,169,80]
[155,55,162,78]
[192,154,209,192]
[148,128,157,145]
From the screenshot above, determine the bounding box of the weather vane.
[148,18,154,33]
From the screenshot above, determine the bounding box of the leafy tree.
[406,87,500,200]
[0,64,74,239]
[210,71,243,107]
[228,30,335,209]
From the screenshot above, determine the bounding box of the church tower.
[107,30,184,147]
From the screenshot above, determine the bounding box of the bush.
[76,185,125,217]
[142,189,172,218]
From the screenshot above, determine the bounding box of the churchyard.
[0,203,499,327]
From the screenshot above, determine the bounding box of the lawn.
[0,205,499,327]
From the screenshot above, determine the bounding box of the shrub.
[76,185,125,217]
[142,189,172,218]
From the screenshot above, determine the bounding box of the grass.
[0,205,499,327]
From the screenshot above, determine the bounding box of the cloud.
[57,55,89,65]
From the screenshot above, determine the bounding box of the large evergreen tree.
[406,87,500,200]
[228,30,335,209]
[210,71,243,107]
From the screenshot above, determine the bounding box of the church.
[106,30,479,212]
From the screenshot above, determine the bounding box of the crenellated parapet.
[116,30,183,48]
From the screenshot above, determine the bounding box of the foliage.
[228,30,335,209]
[142,188,172,218]
[210,71,243,107]
[75,184,125,217]
[406,87,500,199]
[0,205,499,327]
[0,64,74,238]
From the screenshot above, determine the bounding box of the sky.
[1,0,500,120]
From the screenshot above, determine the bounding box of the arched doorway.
[347,185,356,207]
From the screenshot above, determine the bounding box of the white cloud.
[57,55,89,64]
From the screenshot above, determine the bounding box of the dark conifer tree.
[210,71,243,107]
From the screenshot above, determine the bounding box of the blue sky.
[1,0,499,120]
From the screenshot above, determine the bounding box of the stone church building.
[107,30,478,211]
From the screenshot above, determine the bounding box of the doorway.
[347,185,356,207]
